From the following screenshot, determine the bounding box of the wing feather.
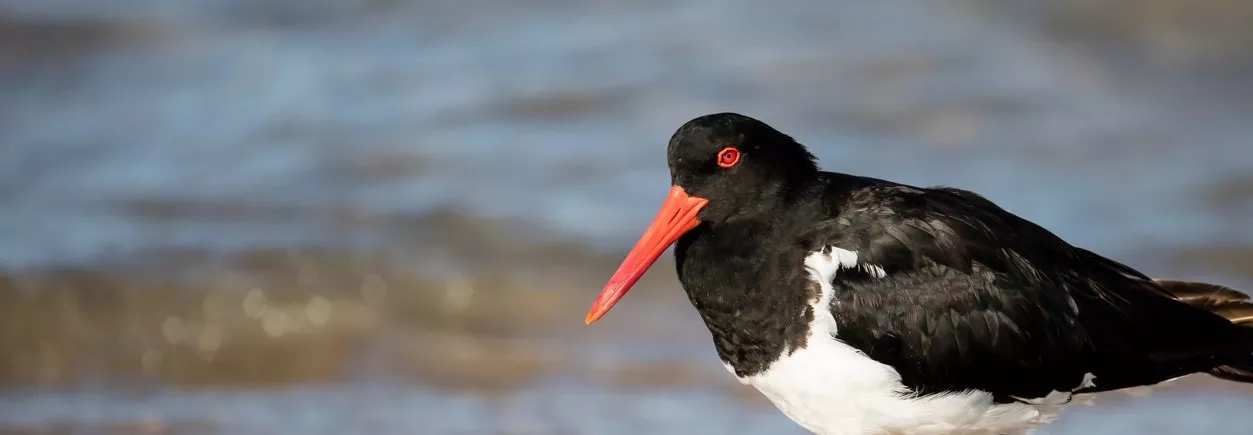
[809,182,1250,401]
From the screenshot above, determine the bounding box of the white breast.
[727,248,1064,435]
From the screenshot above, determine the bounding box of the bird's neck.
[672,171,865,376]
[673,194,825,377]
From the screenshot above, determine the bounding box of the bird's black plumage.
[814,181,1253,402]
[666,112,1253,405]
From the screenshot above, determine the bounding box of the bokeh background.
[2,0,1253,434]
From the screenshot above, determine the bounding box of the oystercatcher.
[584,112,1253,435]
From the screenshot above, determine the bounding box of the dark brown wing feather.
[1155,279,1253,381]
[1156,279,1253,325]
[1157,279,1251,306]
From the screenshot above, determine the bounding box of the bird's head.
[585,112,818,324]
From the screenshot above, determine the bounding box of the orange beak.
[585,185,709,324]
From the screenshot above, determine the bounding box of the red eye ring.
[717,147,741,168]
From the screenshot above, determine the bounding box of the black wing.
[804,181,1251,402]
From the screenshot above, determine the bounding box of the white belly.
[725,248,1063,435]
[731,342,1057,435]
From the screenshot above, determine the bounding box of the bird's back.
[810,177,1253,399]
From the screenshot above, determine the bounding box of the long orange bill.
[585,185,709,324]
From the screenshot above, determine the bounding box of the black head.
[667,112,818,223]
[584,112,819,324]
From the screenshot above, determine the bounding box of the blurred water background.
[2,0,1253,433]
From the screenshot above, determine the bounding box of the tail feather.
[1156,279,1253,326]
[1211,306,1253,326]
[1209,364,1253,383]
[1155,279,1253,383]
[1156,279,1251,307]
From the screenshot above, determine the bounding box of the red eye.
[717,147,740,168]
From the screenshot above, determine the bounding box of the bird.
[582,112,1253,435]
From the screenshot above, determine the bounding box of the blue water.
[4,384,1253,434]
[3,0,1251,269]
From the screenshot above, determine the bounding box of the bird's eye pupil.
[717,148,740,168]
